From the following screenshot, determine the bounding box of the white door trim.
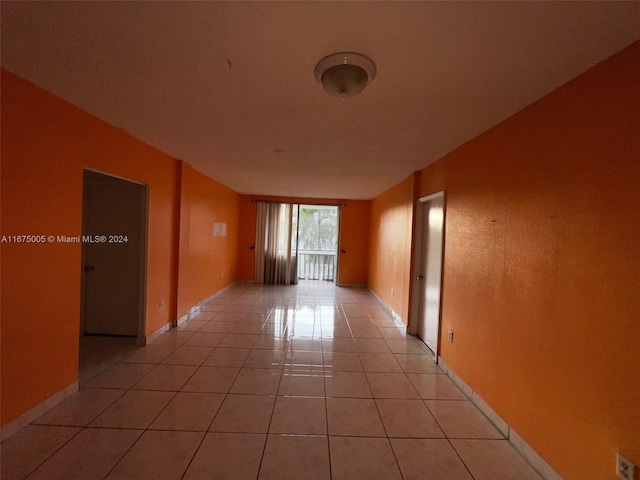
[409,191,446,357]
[80,169,148,342]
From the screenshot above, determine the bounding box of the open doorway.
[409,192,445,360]
[80,170,148,342]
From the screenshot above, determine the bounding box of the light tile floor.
[1,283,545,480]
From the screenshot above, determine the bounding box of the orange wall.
[237,195,258,280]
[337,200,370,285]
[368,176,415,323]
[0,70,183,425]
[237,195,370,285]
[176,163,239,317]
[370,42,640,479]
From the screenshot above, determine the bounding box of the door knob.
[416,275,424,280]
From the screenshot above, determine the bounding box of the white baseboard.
[367,287,406,327]
[437,356,562,480]
[1,283,240,442]
[1,380,79,441]
[135,283,240,344]
[180,283,236,324]
[140,322,172,345]
[176,313,189,327]
[470,389,510,438]
[509,429,563,480]
[437,357,473,397]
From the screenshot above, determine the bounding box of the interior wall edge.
[0,381,79,442]
[438,356,563,480]
[366,287,406,328]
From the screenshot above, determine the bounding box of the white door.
[417,197,444,355]
[82,171,146,336]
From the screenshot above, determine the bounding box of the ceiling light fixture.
[314,52,376,99]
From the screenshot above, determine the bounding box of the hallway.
[1,284,543,479]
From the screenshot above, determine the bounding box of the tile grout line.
[422,397,478,480]
[354,297,406,480]
[178,322,253,480]
[15,285,457,479]
[253,294,287,480]
[20,426,85,478]
[321,319,333,480]
[446,437,478,480]
[100,353,189,478]
[29,339,184,478]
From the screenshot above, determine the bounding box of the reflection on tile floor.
[1,283,544,480]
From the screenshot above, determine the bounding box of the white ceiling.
[3,2,640,199]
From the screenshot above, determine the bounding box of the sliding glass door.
[255,202,340,285]
[295,204,339,283]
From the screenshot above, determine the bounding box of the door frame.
[295,203,341,284]
[409,191,446,358]
[334,205,342,285]
[80,168,149,344]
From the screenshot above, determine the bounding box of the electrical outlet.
[617,454,636,480]
[221,271,224,278]
[159,299,164,308]
[391,288,395,296]
[448,330,454,342]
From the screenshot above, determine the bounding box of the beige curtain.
[255,202,297,285]
[254,202,267,283]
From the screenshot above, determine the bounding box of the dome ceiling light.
[314,52,376,99]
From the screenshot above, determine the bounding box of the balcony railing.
[297,250,336,281]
